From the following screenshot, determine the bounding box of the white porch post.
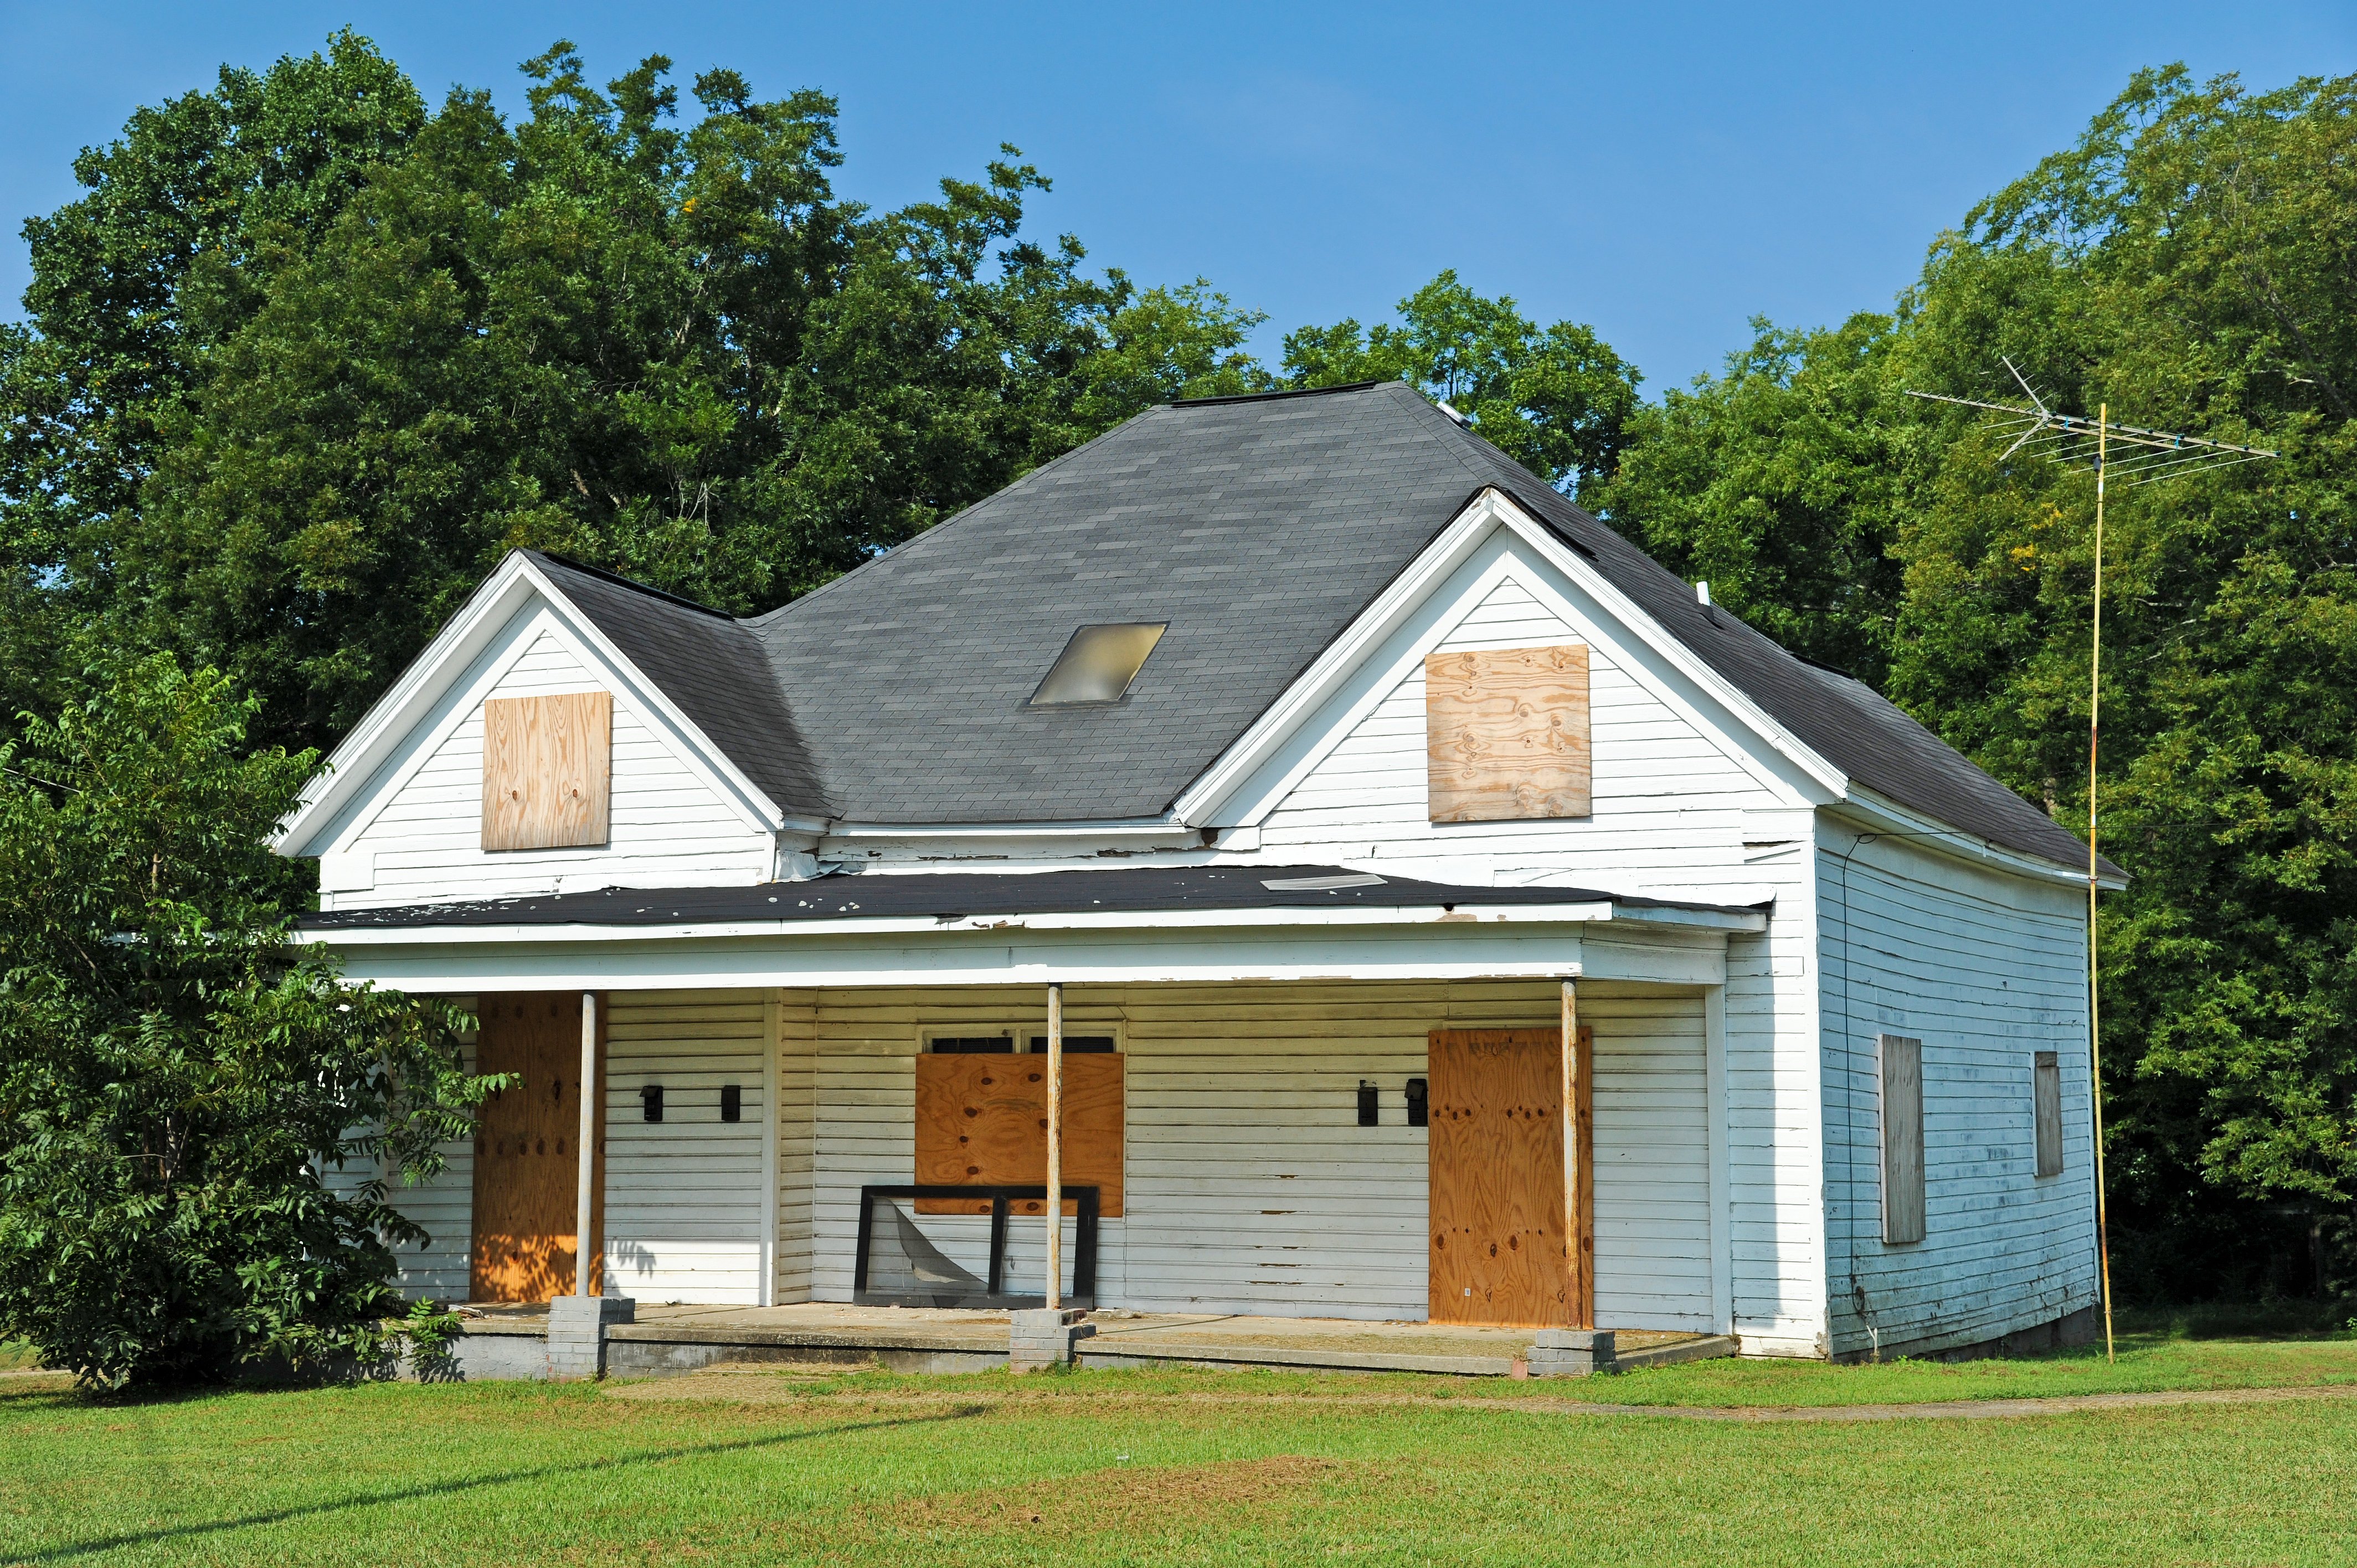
[1044,980,1063,1310]
[576,991,596,1297]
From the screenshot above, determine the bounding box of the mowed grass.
[2,1318,2353,1567]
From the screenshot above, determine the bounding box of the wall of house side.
[321,623,772,910]
[1815,830,2098,1359]
[600,991,770,1304]
[1246,562,1828,1354]
[797,979,1715,1328]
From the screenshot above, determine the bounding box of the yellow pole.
[2088,407,2116,1363]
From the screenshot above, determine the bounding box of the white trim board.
[278,553,794,858]
[1175,490,1846,832]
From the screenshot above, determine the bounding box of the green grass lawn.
[3,1317,2353,1566]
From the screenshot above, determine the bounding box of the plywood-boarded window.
[914,1049,1123,1217]
[1878,1034,1926,1245]
[1425,643,1592,822]
[482,692,611,851]
[2033,1050,2063,1178]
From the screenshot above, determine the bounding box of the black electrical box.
[721,1084,742,1123]
[641,1084,663,1123]
[1405,1077,1428,1128]
[1357,1079,1379,1127]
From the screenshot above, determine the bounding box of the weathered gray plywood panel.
[1878,1034,1924,1245]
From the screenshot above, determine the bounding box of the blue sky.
[3,2,2350,392]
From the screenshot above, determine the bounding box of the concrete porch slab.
[450,1301,1733,1379]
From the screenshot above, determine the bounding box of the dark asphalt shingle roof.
[522,381,2108,875]
[305,865,1753,930]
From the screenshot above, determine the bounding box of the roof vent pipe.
[1695,581,1712,606]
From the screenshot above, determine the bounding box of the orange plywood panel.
[1428,1027,1592,1328]
[913,1053,1123,1218]
[470,993,605,1301]
[1425,644,1591,822]
[481,692,611,851]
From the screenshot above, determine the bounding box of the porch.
[453,1300,1737,1379]
[318,867,1769,1352]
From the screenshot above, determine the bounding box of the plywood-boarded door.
[1428,1027,1592,1327]
[471,993,606,1301]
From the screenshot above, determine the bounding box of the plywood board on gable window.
[913,1053,1123,1217]
[482,692,611,851]
[1425,644,1591,822]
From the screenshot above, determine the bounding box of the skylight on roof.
[1028,623,1166,706]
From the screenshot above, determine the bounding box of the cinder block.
[1527,1328,1616,1378]
[1008,1307,1095,1372]
[545,1295,636,1380]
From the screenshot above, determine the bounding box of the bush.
[0,656,496,1387]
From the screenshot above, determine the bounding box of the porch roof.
[304,863,1767,936]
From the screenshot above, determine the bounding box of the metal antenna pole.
[2088,410,2116,1364]
[1902,367,2276,1365]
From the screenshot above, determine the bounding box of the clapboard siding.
[1250,560,1825,1349]
[775,990,819,1303]
[800,980,1713,1325]
[326,621,771,908]
[1818,832,2098,1357]
[601,991,769,1303]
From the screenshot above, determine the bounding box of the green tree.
[1591,316,1918,687]
[1283,270,1640,494]
[5,37,1273,755]
[0,656,493,1386]
[0,29,424,736]
[1598,66,2357,1296]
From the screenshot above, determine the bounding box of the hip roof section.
[525,380,2111,876]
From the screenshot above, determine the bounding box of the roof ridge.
[528,550,737,620]
[1169,379,1388,408]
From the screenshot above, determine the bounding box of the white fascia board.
[1489,499,1850,801]
[1183,492,1839,831]
[1823,788,2121,891]
[1167,491,1508,826]
[275,553,790,857]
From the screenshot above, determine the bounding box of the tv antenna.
[1908,361,2277,1364]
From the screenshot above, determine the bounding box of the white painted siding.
[600,990,770,1304]
[1816,832,2099,1357]
[776,990,819,1303]
[801,981,1713,1325]
[1247,549,1826,1353]
[326,621,771,909]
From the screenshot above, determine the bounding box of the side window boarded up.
[2034,1050,2064,1178]
[1879,1034,1925,1245]
[482,692,612,851]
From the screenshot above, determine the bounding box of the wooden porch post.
[577,991,597,1297]
[1044,981,1063,1310]
[1561,978,1589,1328]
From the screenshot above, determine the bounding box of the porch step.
[1615,1333,1738,1370]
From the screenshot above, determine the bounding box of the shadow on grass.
[22,1404,990,1562]
[2113,1302,2355,1342]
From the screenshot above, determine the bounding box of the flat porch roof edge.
[303,863,1770,936]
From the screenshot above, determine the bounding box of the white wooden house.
[282,380,2115,1360]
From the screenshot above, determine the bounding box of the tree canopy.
[1,34,1267,754]
[1591,66,2357,1296]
